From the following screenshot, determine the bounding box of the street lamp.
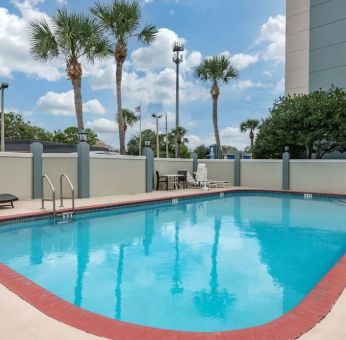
[152,113,163,157]
[78,129,87,143]
[144,139,151,148]
[0,82,9,152]
[172,41,184,158]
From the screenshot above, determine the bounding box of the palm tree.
[195,56,238,158]
[240,118,260,147]
[30,10,110,129]
[122,108,138,140]
[91,1,157,154]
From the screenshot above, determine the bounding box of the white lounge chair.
[195,165,232,189]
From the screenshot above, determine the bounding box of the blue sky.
[0,0,285,150]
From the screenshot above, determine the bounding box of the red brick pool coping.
[0,189,346,339]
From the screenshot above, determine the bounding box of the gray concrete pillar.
[77,142,90,198]
[30,142,43,199]
[282,147,290,190]
[234,152,241,186]
[143,147,154,193]
[190,152,198,173]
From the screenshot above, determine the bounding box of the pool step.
[55,212,75,224]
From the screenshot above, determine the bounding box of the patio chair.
[0,194,18,208]
[156,171,168,191]
[186,172,200,188]
[195,165,231,189]
[177,170,188,189]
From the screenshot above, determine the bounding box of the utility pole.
[135,104,142,155]
[152,113,163,157]
[0,83,9,152]
[165,114,168,158]
[172,42,184,158]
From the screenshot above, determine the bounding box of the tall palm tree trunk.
[116,60,126,154]
[71,77,84,130]
[250,129,254,147]
[115,43,127,155]
[67,59,84,129]
[211,82,221,159]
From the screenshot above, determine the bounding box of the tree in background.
[1,112,98,145]
[53,127,98,145]
[194,144,209,159]
[252,87,346,159]
[240,119,260,148]
[30,9,110,129]
[3,112,53,141]
[195,55,238,158]
[91,0,157,155]
[127,127,190,158]
[221,145,239,156]
[122,108,139,143]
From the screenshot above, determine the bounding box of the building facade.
[286,0,346,95]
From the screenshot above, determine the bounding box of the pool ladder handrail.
[59,173,75,213]
[41,175,56,218]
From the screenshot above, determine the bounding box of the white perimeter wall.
[90,155,146,197]
[1,152,346,201]
[0,153,32,199]
[154,158,193,188]
[43,154,78,199]
[241,160,283,190]
[199,159,234,183]
[290,160,346,194]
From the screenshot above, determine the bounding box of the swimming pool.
[0,192,345,333]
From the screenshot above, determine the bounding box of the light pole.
[173,42,184,158]
[152,113,163,157]
[165,114,168,158]
[0,82,9,152]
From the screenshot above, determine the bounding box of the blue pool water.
[0,193,345,332]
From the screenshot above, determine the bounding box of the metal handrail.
[59,173,75,213]
[41,175,56,218]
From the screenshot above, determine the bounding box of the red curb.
[0,189,345,339]
[1,255,345,340]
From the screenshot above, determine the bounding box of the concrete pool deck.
[0,188,345,339]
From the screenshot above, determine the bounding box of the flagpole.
[138,103,142,156]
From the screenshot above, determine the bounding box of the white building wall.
[285,0,310,95]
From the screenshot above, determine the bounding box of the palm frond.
[194,55,238,85]
[30,19,58,61]
[240,119,260,132]
[138,24,157,45]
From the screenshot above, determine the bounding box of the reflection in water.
[74,221,90,307]
[30,228,43,265]
[194,218,235,318]
[143,210,154,256]
[170,222,183,295]
[115,244,126,320]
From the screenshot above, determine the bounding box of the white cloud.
[84,99,106,115]
[259,14,285,63]
[56,0,68,5]
[273,78,285,95]
[233,80,270,91]
[37,90,106,116]
[219,127,249,150]
[86,118,118,133]
[0,3,63,81]
[130,28,202,73]
[187,134,202,149]
[221,51,259,70]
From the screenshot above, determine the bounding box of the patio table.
[163,174,184,190]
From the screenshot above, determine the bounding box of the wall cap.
[154,158,192,162]
[90,154,146,160]
[0,152,32,158]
